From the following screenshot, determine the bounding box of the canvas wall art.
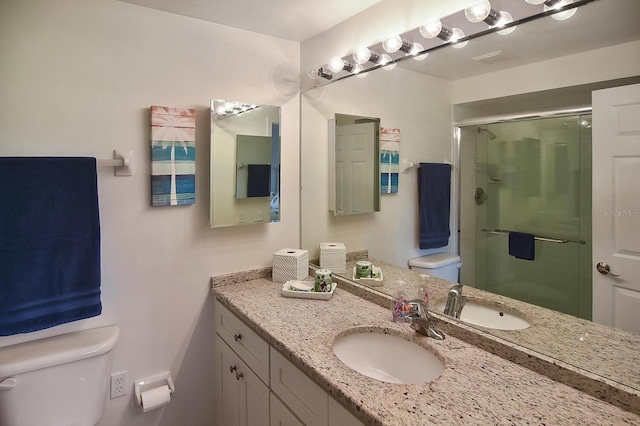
[380,127,400,194]
[151,106,196,206]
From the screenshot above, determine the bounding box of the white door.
[592,83,640,334]
[335,122,375,215]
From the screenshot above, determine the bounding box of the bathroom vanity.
[211,272,640,425]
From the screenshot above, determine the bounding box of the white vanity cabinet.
[214,300,364,426]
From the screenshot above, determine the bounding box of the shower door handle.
[596,262,620,277]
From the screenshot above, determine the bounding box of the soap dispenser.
[391,280,409,322]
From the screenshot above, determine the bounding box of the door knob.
[596,262,620,277]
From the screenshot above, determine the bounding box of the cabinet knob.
[229,365,237,373]
[235,371,243,381]
[234,333,242,342]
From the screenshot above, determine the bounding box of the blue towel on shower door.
[0,157,102,336]
[418,163,452,249]
[508,232,535,261]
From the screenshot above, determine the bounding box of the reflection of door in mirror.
[331,114,380,216]
[210,99,281,228]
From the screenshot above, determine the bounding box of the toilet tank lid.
[409,253,461,269]
[0,325,119,378]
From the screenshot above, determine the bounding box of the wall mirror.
[330,113,381,216]
[301,0,640,394]
[210,99,280,228]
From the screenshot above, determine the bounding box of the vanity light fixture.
[450,28,468,49]
[213,101,260,119]
[411,43,429,61]
[419,19,453,41]
[525,0,577,20]
[545,0,577,20]
[317,67,333,80]
[382,35,414,54]
[465,1,501,26]
[380,54,396,70]
[495,11,516,35]
[328,57,355,73]
[353,47,381,65]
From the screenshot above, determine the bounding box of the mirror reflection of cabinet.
[329,113,380,216]
[210,99,281,228]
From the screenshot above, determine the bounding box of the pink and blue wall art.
[151,106,196,206]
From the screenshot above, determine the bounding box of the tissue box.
[273,248,309,282]
[320,242,346,273]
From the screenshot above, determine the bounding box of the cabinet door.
[238,357,270,426]
[329,397,365,426]
[216,335,240,426]
[270,392,304,426]
[216,336,269,426]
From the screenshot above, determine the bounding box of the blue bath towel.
[509,232,535,261]
[418,163,452,249]
[0,157,102,336]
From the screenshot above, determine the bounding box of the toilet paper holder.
[134,371,175,407]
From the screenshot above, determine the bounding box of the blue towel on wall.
[0,157,102,336]
[418,163,452,249]
[508,232,535,261]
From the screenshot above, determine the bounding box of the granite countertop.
[211,275,640,426]
[332,257,640,414]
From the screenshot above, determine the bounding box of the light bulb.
[353,47,380,65]
[411,43,428,61]
[450,28,468,49]
[382,35,402,53]
[419,19,442,39]
[525,0,546,4]
[306,65,319,80]
[545,0,576,20]
[352,63,364,75]
[353,47,371,64]
[380,54,396,70]
[328,56,346,73]
[495,11,516,35]
[465,1,492,23]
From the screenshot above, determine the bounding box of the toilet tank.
[409,253,461,282]
[0,326,120,426]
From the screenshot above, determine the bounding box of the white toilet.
[409,253,461,282]
[0,325,120,426]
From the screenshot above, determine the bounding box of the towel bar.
[97,149,133,176]
[482,228,585,245]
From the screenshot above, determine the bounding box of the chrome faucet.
[404,299,445,340]
[443,284,468,319]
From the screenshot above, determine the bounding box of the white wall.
[301,68,453,266]
[0,1,299,425]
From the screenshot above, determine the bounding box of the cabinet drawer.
[270,392,304,426]
[270,348,328,426]
[215,300,269,384]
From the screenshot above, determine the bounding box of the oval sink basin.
[433,299,531,331]
[332,332,444,384]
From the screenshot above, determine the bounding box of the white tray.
[352,266,383,284]
[281,281,337,300]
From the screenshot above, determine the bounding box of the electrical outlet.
[110,371,128,399]
[254,210,263,222]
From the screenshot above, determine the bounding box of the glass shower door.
[474,115,592,319]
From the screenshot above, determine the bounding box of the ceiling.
[117,0,385,42]
[398,0,640,81]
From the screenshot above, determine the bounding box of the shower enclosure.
[459,114,592,320]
